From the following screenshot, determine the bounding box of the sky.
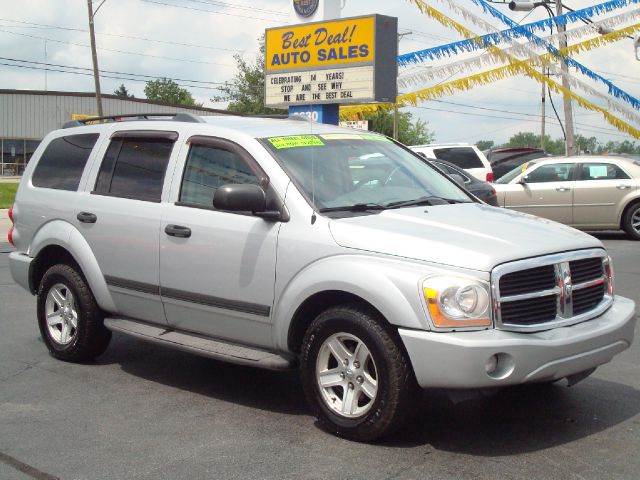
[0,0,639,146]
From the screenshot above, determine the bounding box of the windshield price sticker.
[268,135,325,149]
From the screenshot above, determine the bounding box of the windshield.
[496,161,537,184]
[261,134,472,211]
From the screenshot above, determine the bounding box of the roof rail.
[62,112,206,129]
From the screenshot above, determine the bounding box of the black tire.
[622,202,640,240]
[37,263,111,362]
[300,304,417,442]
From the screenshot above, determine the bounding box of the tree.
[144,78,201,107]
[362,109,434,145]
[113,84,134,98]
[213,35,286,115]
[574,134,597,154]
[476,140,494,151]
[504,132,565,155]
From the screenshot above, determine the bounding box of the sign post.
[265,14,398,125]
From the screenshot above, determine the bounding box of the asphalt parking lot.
[1,234,638,480]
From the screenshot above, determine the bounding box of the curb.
[0,242,13,253]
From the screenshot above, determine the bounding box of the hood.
[328,203,602,272]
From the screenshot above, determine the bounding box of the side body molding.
[271,254,434,352]
[29,220,117,313]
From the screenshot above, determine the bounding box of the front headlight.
[422,275,491,328]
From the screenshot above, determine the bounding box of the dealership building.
[0,89,229,177]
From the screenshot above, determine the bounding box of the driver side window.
[179,144,260,207]
[526,163,574,183]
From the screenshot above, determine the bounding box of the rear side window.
[432,147,484,169]
[32,134,99,191]
[94,136,174,202]
[579,163,630,180]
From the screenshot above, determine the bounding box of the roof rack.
[62,112,205,129]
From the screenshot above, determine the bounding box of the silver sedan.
[493,156,640,239]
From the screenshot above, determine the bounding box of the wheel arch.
[29,220,117,312]
[619,196,640,230]
[272,255,430,353]
[287,290,385,354]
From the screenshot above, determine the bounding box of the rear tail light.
[7,204,14,246]
[486,172,494,182]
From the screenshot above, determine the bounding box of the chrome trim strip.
[500,287,560,303]
[573,277,606,291]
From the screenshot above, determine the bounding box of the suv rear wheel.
[300,305,416,441]
[37,264,111,361]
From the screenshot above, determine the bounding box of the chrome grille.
[492,249,612,332]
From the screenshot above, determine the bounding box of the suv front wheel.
[37,264,111,362]
[300,305,416,441]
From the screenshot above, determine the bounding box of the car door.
[572,162,636,228]
[76,130,178,325]
[502,163,575,224]
[159,136,280,348]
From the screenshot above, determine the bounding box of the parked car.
[486,147,549,180]
[410,143,494,182]
[494,156,640,239]
[428,158,499,206]
[8,114,635,441]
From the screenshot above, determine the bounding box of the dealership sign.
[265,15,397,108]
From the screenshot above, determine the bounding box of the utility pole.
[556,1,575,156]
[540,67,545,150]
[87,0,104,117]
[394,31,412,140]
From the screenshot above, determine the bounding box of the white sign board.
[339,121,370,130]
[266,65,374,107]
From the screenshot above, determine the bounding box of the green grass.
[0,183,18,209]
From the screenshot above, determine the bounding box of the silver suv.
[8,113,636,441]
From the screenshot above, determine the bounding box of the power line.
[182,0,288,16]
[0,57,227,86]
[0,61,226,93]
[0,28,235,67]
[412,104,633,138]
[0,17,257,53]
[140,0,283,23]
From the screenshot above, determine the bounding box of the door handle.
[555,187,571,192]
[77,212,97,223]
[616,185,631,190]
[164,224,191,238]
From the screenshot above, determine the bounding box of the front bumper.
[400,296,636,389]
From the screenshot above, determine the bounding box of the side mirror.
[518,175,529,185]
[213,184,266,213]
[448,173,466,187]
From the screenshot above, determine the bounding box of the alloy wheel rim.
[315,332,378,418]
[45,283,78,345]
[632,207,640,235]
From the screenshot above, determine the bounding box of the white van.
[411,143,494,182]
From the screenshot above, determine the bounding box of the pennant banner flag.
[398,9,640,65]
[466,0,640,110]
[341,4,640,139]
[398,23,640,125]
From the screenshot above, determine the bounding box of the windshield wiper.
[385,196,471,209]
[319,203,386,213]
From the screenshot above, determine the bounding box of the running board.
[104,318,295,371]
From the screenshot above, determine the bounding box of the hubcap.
[45,283,78,345]
[315,332,378,418]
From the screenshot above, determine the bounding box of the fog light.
[485,354,498,374]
